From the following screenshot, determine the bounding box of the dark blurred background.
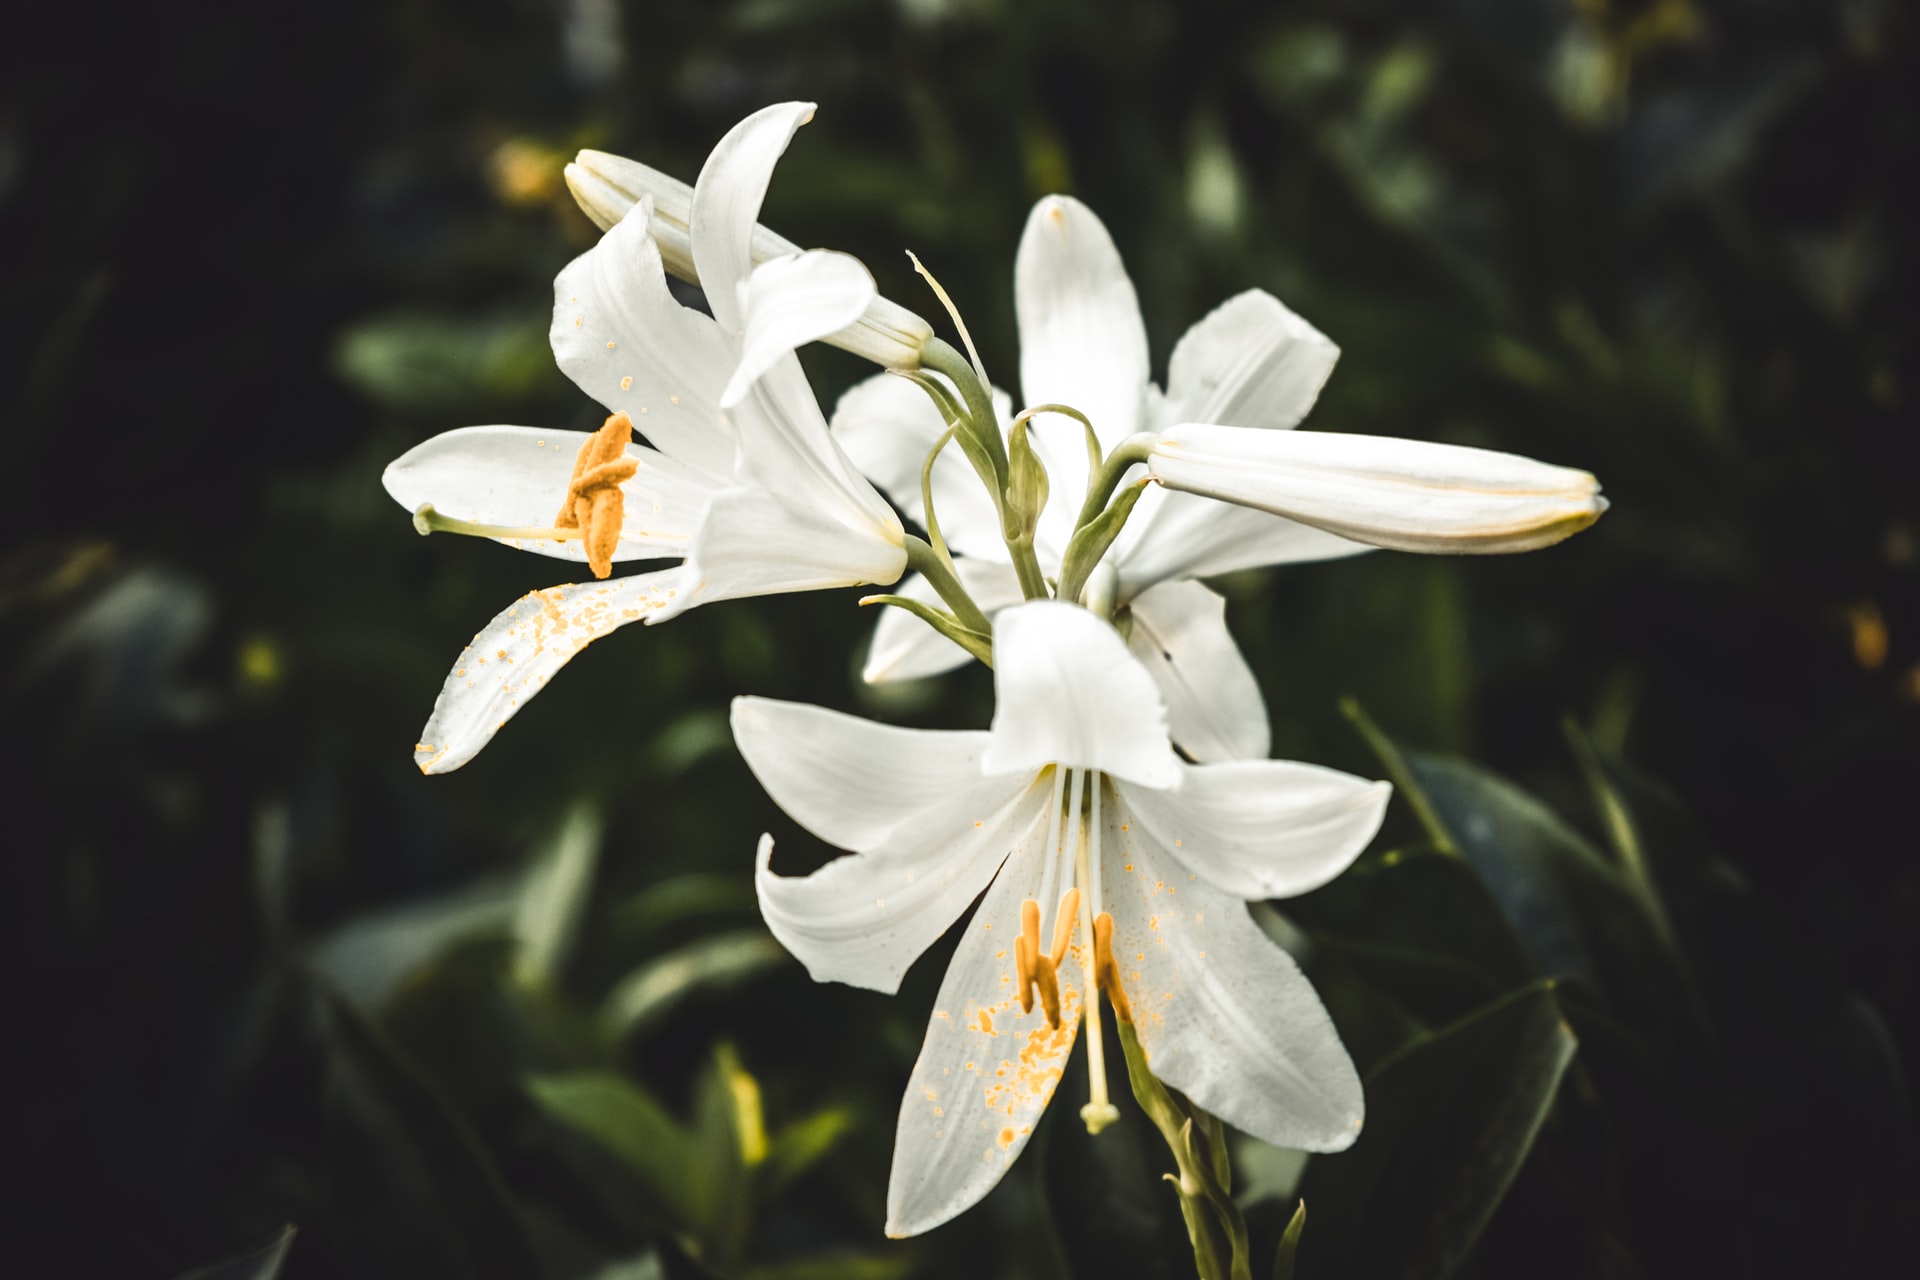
[3,1,1914,1276]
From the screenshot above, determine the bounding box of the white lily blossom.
[386,103,907,775]
[736,601,1389,1236]
[836,196,1374,763]
[565,139,936,370]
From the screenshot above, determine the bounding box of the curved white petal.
[551,201,739,479]
[1149,425,1608,554]
[885,805,1082,1236]
[754,772,1041,996]
[567,148,934,368]
[980,601,1177,788]
[382,425,718,563]
[1125,580,1269,763]
[676,483,905,612]
[1115,762,1388,899]
[731,696,992,850]
[412,569,690,775]
[833,371,1012,562]
[1115,488,1372,593]
[721,251,877,409]
[1015,196,1150,450]
[1162,289,1339,432]
[1101,785,1364,1151]
[862,560,1027,684]
[690,101,815,332]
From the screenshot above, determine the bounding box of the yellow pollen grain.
[670,395,679,404]
[620,376,633,390]
[573,316,582,327]
[997,1128,1016,1149]
[605,341,615,348]
[975,821,983,828]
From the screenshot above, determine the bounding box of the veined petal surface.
[1150,424,1607,554]
[980,601,1177,788]
[754,771,1040,996]
[1114,488,1372,592]
[675,482,905,613]
[885,805,1082,1236]
[731,696,992,850]
[551,200,739,479]
[1101,784,1365,1151]
[1015,196,1150,450]
[1161,289,1340,432]
[862,560,1025,684]
[690,101,815,331]
[1124,580,1270,763]
[382,425,717,563]
[721,250,877,409]
[1116,761,1388,899]
[412,569,689,775]
[833,370,1011,562]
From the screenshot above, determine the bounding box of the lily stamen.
[553,411,641,579]
[1092,911,1133,1024]
[1015,888,1081,1030]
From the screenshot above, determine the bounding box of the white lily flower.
[837,195,1369,762]
[387,103,907,775]
[737,601,1388,1237]
[565,127,935,371]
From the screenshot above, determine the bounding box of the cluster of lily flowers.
[384,102,1606,1238]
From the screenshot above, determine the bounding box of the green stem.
[1339,697,1464,858]
[1074,433,1155,533]
[921,338,1007,485]
[903,534,992,635]
[1007,537,1051,600]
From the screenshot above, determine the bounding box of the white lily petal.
[1015,195,1150,449]
[1102,785,1365,1150]
[754,772,1042,996]
[567,149,935,369]
[731,696,992,850]
[1125,580,1270,763]
[1116,761,1388,899]
[690,101,816,332]
[551,200,739,479]
[721,251,878,409]
[832,371,1012,562]
[980,601,1177,788]
[382,425,717,563]
[1150,424,1608,554]
[863,560,1026,684]
[885,803,1082,1237]
[1162,289,1339,432]
[412,569,689,775]
[678,482,905,611]
[1115,489,1372,593]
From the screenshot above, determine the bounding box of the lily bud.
[564,148,935,370]
[1148,423,1606,554]
[1005,420,1052,544]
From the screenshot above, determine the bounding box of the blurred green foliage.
[2,0,1913,1276]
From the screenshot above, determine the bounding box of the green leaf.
[513,798,602,990]
[1298,983,1578,1279]
[764,1106,857,1199]
[600,930,790,1036]
[524,1071,704,1234]
[174,1225,296,1280]
[610,874,759,944]
[319,986,542,1279]
[1272,1201,1305,1280]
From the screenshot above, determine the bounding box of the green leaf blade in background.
[1298,983,1579,1280]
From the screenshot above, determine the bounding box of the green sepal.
[1057,477,1150,605]
[1272,1201,1306,1280]
[858,594,994,667]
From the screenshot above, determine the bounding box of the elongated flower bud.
[1148,423,1606,554]
[565,149,934,370]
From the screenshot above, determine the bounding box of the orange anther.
[1093,912,1133,1023]
[553,412,638,579]
[1049,888,1080,967]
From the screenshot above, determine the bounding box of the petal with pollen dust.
[413,568,689,775]
[1099,784,1365,1152]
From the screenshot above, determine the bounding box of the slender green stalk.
[919,424,962,565]
[902,534,992,635]
[1074,433,1156,533]
[920,338,1007,483]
